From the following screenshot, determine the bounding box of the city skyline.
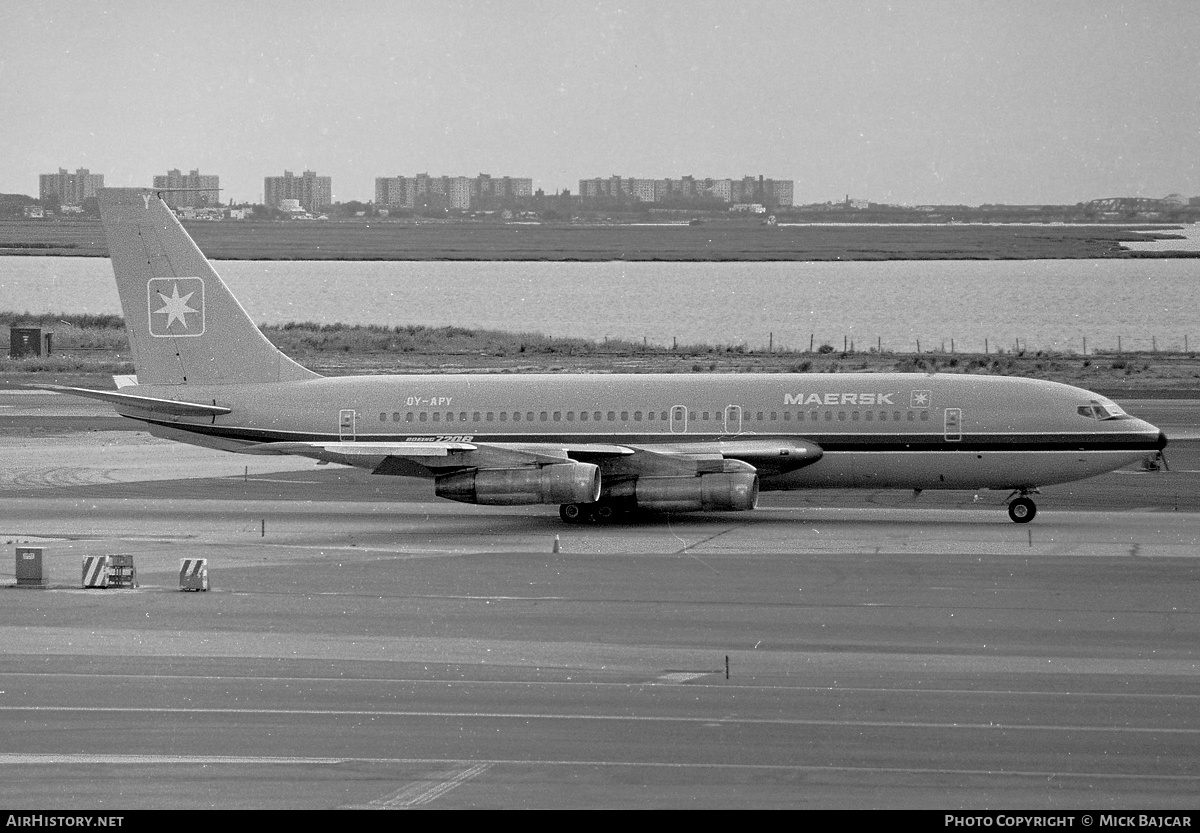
[3,1,1198,206]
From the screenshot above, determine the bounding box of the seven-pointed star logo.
[147,277,205,337]
[155,284,197,328]
[910,389,932,409]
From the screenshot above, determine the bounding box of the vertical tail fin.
[99,188,320,386]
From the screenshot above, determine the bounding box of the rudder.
[99,188,319,386]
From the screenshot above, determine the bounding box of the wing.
[238,438,635,477]
[238,436,821,479]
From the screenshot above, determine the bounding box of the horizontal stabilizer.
[37,385,231,417]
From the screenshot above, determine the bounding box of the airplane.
[48,188,1166,525]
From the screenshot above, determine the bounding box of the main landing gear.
[1006,489,1039,524]
[560,501,621,524]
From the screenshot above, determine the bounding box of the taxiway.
[0,392,1197,808]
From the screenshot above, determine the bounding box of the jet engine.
[606,460,759,512]
[436,462,602,506]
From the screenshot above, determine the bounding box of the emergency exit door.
[944,408,962,441]
[670,406,688,433]
[724,405,742,433]
[339,409,357,441]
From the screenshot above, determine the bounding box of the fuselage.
[126,371,1164,493]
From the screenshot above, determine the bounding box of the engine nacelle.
[607,464,759,513]
[436,462,601,506]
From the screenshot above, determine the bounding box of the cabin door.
[339,409,357,441]
[943,408,962,442]
[670,405,688,434]
[724,405,743,433]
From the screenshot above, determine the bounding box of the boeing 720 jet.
[50,188,1166,524]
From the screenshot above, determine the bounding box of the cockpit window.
[1078,401,1131,420]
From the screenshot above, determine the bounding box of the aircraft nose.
[1157,429,1168,450]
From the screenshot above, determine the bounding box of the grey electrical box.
[9,328,51,358]
[16,546,48,588]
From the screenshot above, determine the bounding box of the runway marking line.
[0,754,1197,784]
[7,671,1200,700]
[654,672,711,684]
[343,762,491,809]
[2,705,1197,734]
[0,754,341,765]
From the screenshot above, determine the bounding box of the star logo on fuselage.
[147,277,205,337]
[910,389,931,409]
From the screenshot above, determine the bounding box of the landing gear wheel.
[560,503,586,523]
[1008,497,1037,524]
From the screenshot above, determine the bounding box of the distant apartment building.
[579,174,794,207]
[375,173,533,211]
[38,168,104,206]
[263,170,332,213]
[152,168,220,208]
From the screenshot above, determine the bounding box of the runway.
[1,392,1198,808]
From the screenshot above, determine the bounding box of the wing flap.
[241,440,477,458]
[237,439,636,474]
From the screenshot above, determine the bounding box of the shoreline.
[1,219,1196,261]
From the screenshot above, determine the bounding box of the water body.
[2,228,1198,354]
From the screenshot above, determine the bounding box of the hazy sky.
[3,0,1198,205]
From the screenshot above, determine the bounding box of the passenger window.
[701,412,709,421]
[852,411,860,421]
[419,412,428,423]
[580,411,588,421]
[594,411,602,421]
[920,411,929,421]
[756,411,764,421]
[607,411,616,421]
[838,411,846,421]
[783,411,791,421]
[553,411,562,421]
[472,412,480,422]
[634,411,642,421]
[526,412,534,422]
[647,411,655,421]
[379,412,386,422]
[407,413,415,423]
[540,412,548,421]
[770,412,777,421]
[433,412,441,422]
[893,411,901,421]
[566,412,574,421]
[824,411,832,422]
[621,411,629,421]
[865,411,873,421]
[499,412,506,422]
[513,411,520,422]
[486,412,494,422]
[461,413,469,422]
[907,412,915,421]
